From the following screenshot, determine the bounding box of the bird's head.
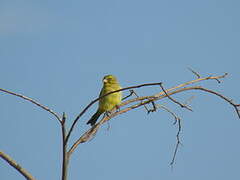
[102,75,118,85]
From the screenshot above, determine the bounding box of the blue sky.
[0,0,240,179]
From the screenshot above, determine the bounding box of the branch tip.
[62,112,66,124]
[187,67,201,78]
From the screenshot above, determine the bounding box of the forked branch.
[68,73,238,157]
[1,72,238,179]
[0,88,61,123]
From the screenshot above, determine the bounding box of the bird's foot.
[105,111,111,117]
[115,105,120,112]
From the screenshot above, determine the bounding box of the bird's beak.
[103,79,108,83]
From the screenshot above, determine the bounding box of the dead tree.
[0,72,239,180]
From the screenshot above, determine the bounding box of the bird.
[86,75,122,126]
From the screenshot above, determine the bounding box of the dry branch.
[0,88,61,123]
[156,104,182,165]
[67,73,228,148]
[65,82,162,142]
[159,83,193,111]
[68,73,239,160]
[0,151,36,180]
[1,72,238,179]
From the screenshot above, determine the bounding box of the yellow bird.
[87,75,122,126]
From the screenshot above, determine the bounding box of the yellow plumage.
[87,75,122,126]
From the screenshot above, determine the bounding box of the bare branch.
[67,73,228,144]
[159,83,193,111]
[0,88,61,123]
[195,87,240,119]
[154,73,228,98]
[1,72,237,178]
[0,151,36,180]
[65,82,162,143]
[132,90,149,113]
[68,81,239,155]
[170,117,182,166]
[156,104,182,166]
[61,113,69,180]
[156,104,180,124]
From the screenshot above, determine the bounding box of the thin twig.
[156,104,179,124]
[0,151,36,180]
[154,73,228,98]
[122,90,134,101]
[147,101,157,113]
[196,87,240,119]
[156,104,182,166]
[170,117,182,166]
[188,67,201,78]
[159,83,193,111]
[132,90,149,113]
[0,88,61,123]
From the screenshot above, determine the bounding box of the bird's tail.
[86,110,102,126]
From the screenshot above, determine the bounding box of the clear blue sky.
[1,0,240,179]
